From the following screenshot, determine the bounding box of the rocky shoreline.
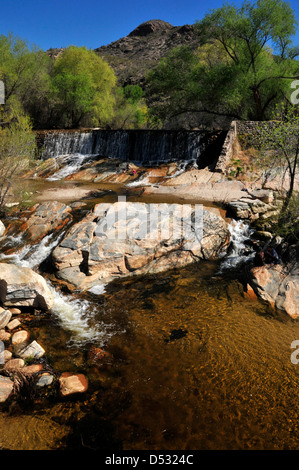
[0,303,89,403]
[1,156,299,405]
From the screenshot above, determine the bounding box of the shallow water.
[2,259,299,450]
[2,174,299,451]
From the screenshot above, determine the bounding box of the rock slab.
[0,263,54,310]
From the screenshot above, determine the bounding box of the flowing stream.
[2,141,299,451]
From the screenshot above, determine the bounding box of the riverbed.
[1,174,299,450]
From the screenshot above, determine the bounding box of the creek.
[1,145,299,451]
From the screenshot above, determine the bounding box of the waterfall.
[41,129,207,165]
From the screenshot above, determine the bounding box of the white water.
[0,232,112,345]
[166,159,198,179]
[47,153,95,181]
[219,219,254,272]
[126,171,153,187]
[0,233,63,268]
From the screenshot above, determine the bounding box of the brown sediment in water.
[1,260,299,450]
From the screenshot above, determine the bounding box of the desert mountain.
[96,19,199,86]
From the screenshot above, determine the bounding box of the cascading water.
[0,231,114,345]
[41,129,207,168]
[47,154,95,181]
[219,219,255,272]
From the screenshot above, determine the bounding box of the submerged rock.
[0,263,54,310]
[0,376,14,403]
[59,372,88,396]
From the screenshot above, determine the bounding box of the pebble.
[4,358,25,370]
[0,310,12,329]
[11,330,30,345]
[7,319,21,330]
[18,340,45,359]
[36,373,54,387]
[0,305,89,403]
[0,330,11,342]
[59,373,88,396]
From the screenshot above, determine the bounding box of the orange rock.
[59,372,88,396]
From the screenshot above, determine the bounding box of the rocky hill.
[47,20,200,87]
[94,20,200,86]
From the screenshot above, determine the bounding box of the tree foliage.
[50,46,117,128]
[257,105,299,211]
[0,104,36,212]
[146,0,299,126]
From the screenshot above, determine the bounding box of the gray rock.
[36,373,54,387]
[18,340,45,359]
[0,310,12,329]
[0,263,54,310]
[52,201,230,290]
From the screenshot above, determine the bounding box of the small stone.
[0,330,11,342]
[18,340,45,359]
[6,319,21,330]
[36,373,54,387]
[9,308,22,315]
[22,364,44,374]
[0,375,14,402]
[4,358,25,370]
[12,330,30,345]
[4,350,12,362]
[0,310,12,329]
[59,372,88,396]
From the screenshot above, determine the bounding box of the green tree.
[146,0,299,126]
[51,46,117,128]
[257,105,299,213]
[110,85,148,129]
[0,33,51,126]
[0,104,36,213]
[197,0,299,120]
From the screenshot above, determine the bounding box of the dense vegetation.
[1,0,299,222]
[146,0,299,128]
[0,36,147,130]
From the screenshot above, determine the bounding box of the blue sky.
[1,0,299,50]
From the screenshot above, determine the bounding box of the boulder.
[6,319,21,330]
[0,263,54,310]
[227,197,276,221]
[18,201,72,243]
[36,373,54,387]
[0,330,11,342]
[11,330,30,346]
[4,358,25,370]
[52,201,230,290]
[247,263,299,319]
